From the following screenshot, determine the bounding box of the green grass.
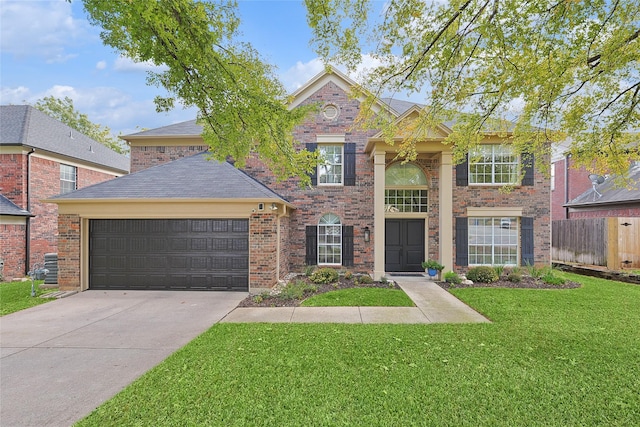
[0,280,57,316]
[301,287,415,307]
[77,273,640,426]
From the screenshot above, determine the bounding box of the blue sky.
[1,0,387,137]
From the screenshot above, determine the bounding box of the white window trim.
[466,207,523,217]
[317,144,344,186]
[467,216,519,266]
[384,187,429,213]
[318,214,342,266]
[468,145,520,186]
[60,164,77,194]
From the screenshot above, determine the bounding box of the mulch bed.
[437,275,582,290]
[238,274,581,307]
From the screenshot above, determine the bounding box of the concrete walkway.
[222,276,490,324]
[0,291,246,427]
[0,276,486,426]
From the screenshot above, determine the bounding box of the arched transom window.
[385,163,429,213]
[318,213,342,265]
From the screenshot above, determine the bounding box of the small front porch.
[367,140,454,280]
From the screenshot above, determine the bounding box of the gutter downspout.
[25,147,35,275]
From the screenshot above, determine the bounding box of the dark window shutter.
[455,217,468,266]
[342,225,354,266]
[344,143,356,186]
[306,143,318,186]
[521,217,534,266]
[522,155,534,186]
[456,155,469,186]
[306,225,317,265]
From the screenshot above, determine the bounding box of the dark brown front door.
[385,219,425,272]
[89,219,248,291]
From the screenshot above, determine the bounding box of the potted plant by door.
[422,259,444,279]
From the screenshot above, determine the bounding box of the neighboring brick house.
[564,162,640,218]
[48,69,551,292]
[0,105,129,279]
[0,194,33,280]
[551,141,594,221]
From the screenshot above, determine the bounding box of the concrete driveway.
[0,290,246,427]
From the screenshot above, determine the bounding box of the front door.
[385,219,425,271]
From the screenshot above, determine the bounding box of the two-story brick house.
[0,105,129,279]
[48,69,550,292]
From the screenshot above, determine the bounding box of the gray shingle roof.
[566,163,640,207]
[124,119,203,137]
[380,98,423,116]
[49,152,289,202]
[1,105,129,173]
[0,194,32,216]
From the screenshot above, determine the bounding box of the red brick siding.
[249,213,278,288]
[551,158,593,221]
[0,154,28,208]
[569,206,640,218]
[58,214,80,290]
[452,156,552,270]
[29,157,119,268]
[130,145,208,173]
[243,81,377,274]
[1,223,27,279]
[29,157,59,267]
[1,153,119,276]
[279,215,291,278]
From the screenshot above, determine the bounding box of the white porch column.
[373,151,386,280]
[439,152,454,271]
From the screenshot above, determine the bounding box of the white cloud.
[280,58,325,92]
[0,0,92,63]
[0,86,33,104]
[96,61,107,70]
[114,55,167,73]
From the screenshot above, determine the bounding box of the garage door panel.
[233,239,248,251]
[90,219,248,291]
[212,220,228,232]
[170,238,188,251]
[191,238,208,250]
[233,220,248,232]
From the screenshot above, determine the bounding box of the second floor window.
[318,144,343,185]
[60,164,77,194]
[469,145,518,185]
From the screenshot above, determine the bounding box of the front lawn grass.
[77,272,640,426]
[0,280,57,316]
[301,287,415,307]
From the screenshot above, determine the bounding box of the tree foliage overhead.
[34,96,127,154]
[306,0,640,176]
[82,0,317,184]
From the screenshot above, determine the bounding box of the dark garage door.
[89,219,249,291]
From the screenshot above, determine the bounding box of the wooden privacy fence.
[552,217,640,270]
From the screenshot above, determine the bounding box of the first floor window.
[468,217,518,265]
[60,164,77,194]
[318,213,342,264]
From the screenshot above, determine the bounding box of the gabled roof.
[566,163,640,207]
[0,105,129,173]
[288,66,396,115]
[123,119,203,139]
[380,98,422,116]
[48,152,290,203]
[0,194,32,217]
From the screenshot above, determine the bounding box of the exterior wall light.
[363,226,370,243]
